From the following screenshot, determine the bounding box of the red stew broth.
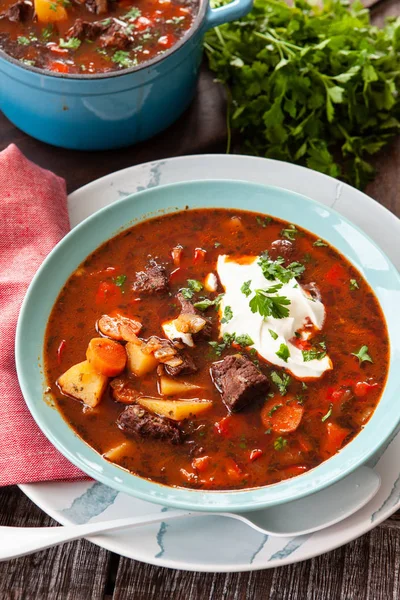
[44,209,389,490]
[0,0,196,74]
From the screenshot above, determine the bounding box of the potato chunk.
[103,441,133,463]
[58,360,108,407]
[126,342,158,377]
[137,397,212,421]
[159,376,201,396]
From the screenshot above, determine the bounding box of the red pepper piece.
[325,263,346,284]
[354,381,378,397]
[171,245,183,266]
[249,449,263,462]
[194,248,207,264]
[95,281,122,306]
[192,456,211,473]
[214,415,231,437]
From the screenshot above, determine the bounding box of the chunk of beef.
[66,18,106,41]
[210,354,269,412]
[99,22,132,49]
[7,0,33,22]
[269,239,294,263]
[165,351,197,377]
[117,404,182,444]
[84,0,108,14]
[133,260,168,295]
[176,292,212,339]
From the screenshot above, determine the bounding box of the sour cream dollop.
[217,255,332,379]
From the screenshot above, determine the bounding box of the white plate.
[20,155,400,572]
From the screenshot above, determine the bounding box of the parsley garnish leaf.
[321,403,333,422]
[352,345,373,364]
[241,280,252,297]
[313,239,328,247]
[258,253,305,283]
[276,343,290,362]
[274,436,288,451]
[221,306,233,323]
[59,37,81,50]
[249,288,290,319]
[256,216,272,228]
[270,371,291,396]
[268,329,278,340]
[235,333,254,347]
[115,274,127,287]
[209,332,235,356]
[350,279,359,290]
[281,224,299,240]
[187,279,203,293]
[302,348,327,362]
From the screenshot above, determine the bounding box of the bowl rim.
[0,0,207,80]
[15,179,400,512]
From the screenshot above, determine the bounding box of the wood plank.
[0,486,111,600]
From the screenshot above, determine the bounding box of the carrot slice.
[86,337,127,377]
[261,398,304,433]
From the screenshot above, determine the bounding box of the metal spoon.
[0,466,379,561]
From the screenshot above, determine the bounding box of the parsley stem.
[215,26,226,48]
[225,85,232,154]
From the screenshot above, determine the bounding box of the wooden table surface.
[1,0,400,597]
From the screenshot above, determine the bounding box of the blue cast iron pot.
[0,0,252,150]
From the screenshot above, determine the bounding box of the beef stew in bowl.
[44,208,389,491]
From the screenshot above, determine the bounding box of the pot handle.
[204,0,253,30]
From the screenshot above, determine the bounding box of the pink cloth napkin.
[0,144,87,486]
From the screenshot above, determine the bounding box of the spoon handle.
[0,510,191,561]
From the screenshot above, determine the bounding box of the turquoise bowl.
[16,180,400,512]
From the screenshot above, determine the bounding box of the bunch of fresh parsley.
[204,0,400,188]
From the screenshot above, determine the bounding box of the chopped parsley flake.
[17,36,30,45]
[302,348,327,361]
[235,333,254,347]
[321,403,333,422]
[115,274,127,287]
[59,37,81,50]
[276,343,290,362]
[313,239,328,247]
[124,6,141,19]
[350,279,359,290]
[281,224,299,240]
[258,252,305,283]
[187,279,203,293]
[209,332,235,356]
[241,280,252,297]
[352,345,373,364]
[193,298,214,311]
[42,25,54,40]
[221,305,233,323]
[268,329,278,340]
[181,279,204,299]
[274,436,288,450]
[112,51,137,68]
[256,215,272,228]
[268,403,283,417]
[214,242,222,248]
